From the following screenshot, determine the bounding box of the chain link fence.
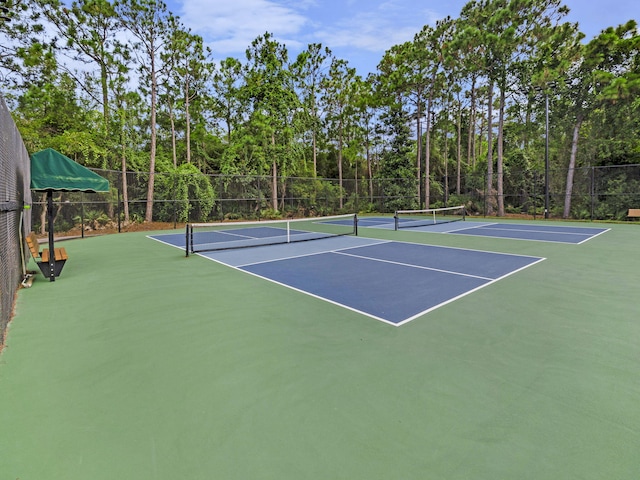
[457,165,640,220]
[27,164,640,236]
[0,93,32,348]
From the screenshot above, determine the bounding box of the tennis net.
[394,205,466,230]
[186,213,358,255]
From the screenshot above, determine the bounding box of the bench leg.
[36,259,67,280]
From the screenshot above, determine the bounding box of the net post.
[185,224,190,257]
[393,211,399,231]
[354,214,358,236]
[286,220,290,243]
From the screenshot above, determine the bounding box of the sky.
[168,0,637,76]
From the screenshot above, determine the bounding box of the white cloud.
[170,0,452,72]
[177,0,308,55]
[314,5,441,53]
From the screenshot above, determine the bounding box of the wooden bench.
[628,209,640,220]
[26,232,68,279]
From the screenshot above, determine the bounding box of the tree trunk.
[145,42,157,223]
[185,76,192,164]
[271,132,278,211]
[416,96,422,208]
[563,115,583,219]
[310,98,318,177]
[456,89,462,196]
[486,82,494,216]
[468,77,476,168]
[169,102,177,168]
[497,86,505,217]
[367,145,373,203]
[312,129,317,177]
[444,118,449,205]
[39,192,47,235]
[121,144,130,224]
[425,89,434,208]
[338,124,344,209]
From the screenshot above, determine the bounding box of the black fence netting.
[0,93,32,349]
[29,163,640,237]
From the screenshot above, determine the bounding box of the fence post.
[483,173,487,217]
[532,171,537,220]
[172,172,177,229]
[81,192,85,238]
[590,165,595,221]
[117,188,121,233]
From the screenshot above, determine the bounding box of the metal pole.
[47,191,55,282]
[544,92,550,219]
[117,188,121,233]
[590,166,595,221]
[81,192,85,238]
[532,171,537,220]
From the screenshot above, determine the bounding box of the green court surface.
[1,219,639,479]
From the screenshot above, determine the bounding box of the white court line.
[230,249,547,328]
[405,221,609,244]
[212,235,543,270]
[448,231,598,245]
[450,233,583,244]
[232,239,392,268]
[216,263,401,327]
[147,235,185,250]
[475,225,597,236]
[576,228,611,244]
[210,237,392,268]
[441,222,499,233]
[332,250,494,281]
[154,234,546,327]
[394,256,546,326]
[212,229,270,240]
[445,223,610,244]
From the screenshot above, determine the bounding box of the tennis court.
[359,214,609,244]
[2,219,639,480]
[440,221,609,244]
[151,224,544,325]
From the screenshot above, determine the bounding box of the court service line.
[214,230,265,240]
[332,250,495,281]
[444,222,499,233]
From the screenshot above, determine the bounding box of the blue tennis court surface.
[151,232,544,326]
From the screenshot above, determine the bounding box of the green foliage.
[593,174,640,220]
[155,163,216,222]
[445,193,482,216]
[304,181,344,216]
[74,210,111,230]
[375,105,418,210]
[259,208,281,220]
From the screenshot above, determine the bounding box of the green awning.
[30,148,109,192]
